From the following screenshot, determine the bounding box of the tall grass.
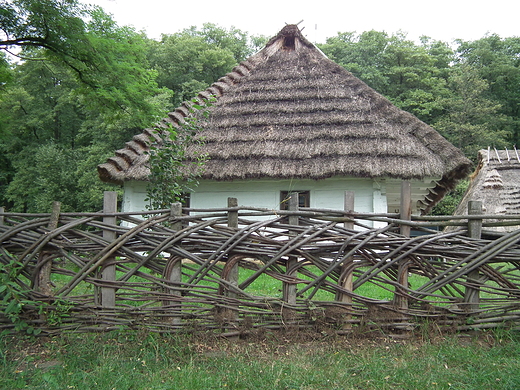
[2,329,520,389]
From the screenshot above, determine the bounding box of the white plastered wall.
[123,177,383,215]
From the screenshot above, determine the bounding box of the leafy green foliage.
[180,23,262,63]
[148,23,260,107]
[455,35,520,146]
[73,8,164,117]
[430,179,469,216]
[433,64,510,160]
[0,56,151,212]
[0,255,41,335]
[1,1,162,115]
[0,52,13,93]
[5,144,79,211]
[0,252,75,334]
[0,4,171,212]
[145,98,214,210]
[0,0,89,55]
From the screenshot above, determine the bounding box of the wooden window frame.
[280,191,310,210]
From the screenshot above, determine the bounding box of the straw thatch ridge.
[451,148,520,232]
[98,24,471,212]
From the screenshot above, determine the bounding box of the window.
[280,191,310,210]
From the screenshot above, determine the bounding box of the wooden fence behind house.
[2,192,520,336]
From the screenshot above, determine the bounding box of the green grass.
[49,261,430,305]
[237,265,396,301]
[50,260,515,309]
[2,330,520,389]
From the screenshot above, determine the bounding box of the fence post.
[221,197,240,327]
[464,200,482,311]
[101,191,117,308]
[170,202,183,231]
[226,197,239,300]
[395,181,411,310]
[35,201,61,295]
[400,181,411,237]
[284,193,299,306]
[338,193,355,302]
[0,207,4,226]
[169,202,183,325]
[338,191,355,327]
[343,191,355,231]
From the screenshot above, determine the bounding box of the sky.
[86,0,520,44]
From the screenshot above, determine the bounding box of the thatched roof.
[98,25,471,211]
[452,148,520,232]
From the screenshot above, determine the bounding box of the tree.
[0,47,170,212]
[434,64,510,160]
[1,0,88,54]
[456,35,520,146]
[1,0,164,118]
[180,23,261,64]
[148,24,262,107]
[319,31,452,123]
[0,59,87,211]
[0,51,12,92]
[384,34,453,123]
[0,2,175,212]
[319,31,516,161]
[319,30,390,94]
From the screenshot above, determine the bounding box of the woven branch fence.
[2,191,520,336]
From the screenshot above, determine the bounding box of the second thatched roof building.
[450,148,520,233]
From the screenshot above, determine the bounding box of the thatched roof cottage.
[98,25,471,217]
[451,148,520,232]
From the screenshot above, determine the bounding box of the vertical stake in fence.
[465,200,482,311]
[169,202,183,326]
[170,202,183,231]
[226,198,239,296]
[284,193,299,306]
[400,181,412,238]
[225,197,239,324]
[338,191,355,328]
[35,201,61,295]
[395,181,411,310]
[0,207,4,226]
[101,191,117,308]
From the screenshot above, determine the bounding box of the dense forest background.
[1,1,519,214]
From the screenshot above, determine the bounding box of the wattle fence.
[2,191,520,337]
